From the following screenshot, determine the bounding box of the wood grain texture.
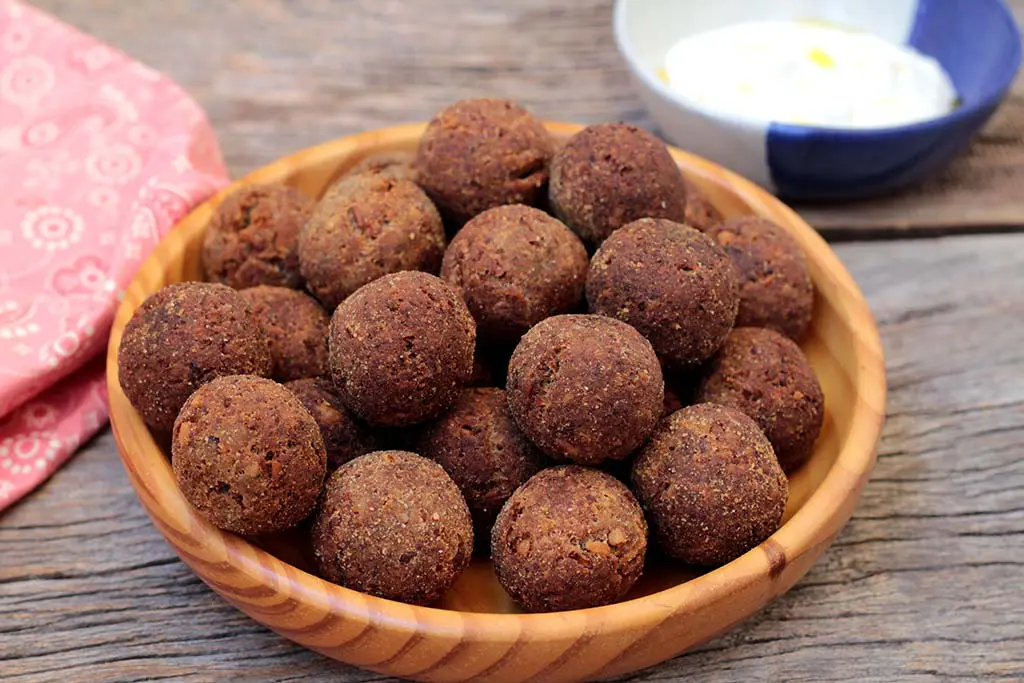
[5,233,1022,682]
[95,123,882,683]
[29,0,1024,237]
[2,1,1022,680]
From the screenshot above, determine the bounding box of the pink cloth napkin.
[0,0,229,511]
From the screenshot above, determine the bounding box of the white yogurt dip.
[662,21,958,129]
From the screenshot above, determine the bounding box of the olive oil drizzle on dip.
[661,20,958,129]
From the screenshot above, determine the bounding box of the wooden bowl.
[107,122,886,683]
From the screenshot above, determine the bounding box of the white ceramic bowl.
[613,0,1022,200]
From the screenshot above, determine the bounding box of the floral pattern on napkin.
[0,0,229,511]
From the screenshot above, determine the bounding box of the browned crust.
[632,403,788,566]
[441,205,588,345]
[299,171,446,311]
[117,282,272,431]
[697,327,825,472]
[705,216,815,340]
[285,377,379,472]
[311,450,473,605]
[548,123,688,247]
[415,387,543,544]
[681,178,724,232]
[506,314,663,464]
[172,375,327,536]
[491,465,647,612]
[328,272,476,427]
[415,98,555,226]
[239,286,330,381]
[202,183,313,290]
[587,218,739,370]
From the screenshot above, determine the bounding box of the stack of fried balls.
[118,98,823,612]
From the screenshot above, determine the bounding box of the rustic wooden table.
[3,2,1023,681]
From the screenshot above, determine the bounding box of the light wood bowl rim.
[106,121,886,655]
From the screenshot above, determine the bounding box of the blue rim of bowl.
[612,0,1023,140]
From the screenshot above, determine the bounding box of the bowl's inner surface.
[152,130,854,615]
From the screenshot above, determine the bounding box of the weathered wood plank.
[28,0,1024,237]
[3,233,1022,682]
[6,2,1024,680]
